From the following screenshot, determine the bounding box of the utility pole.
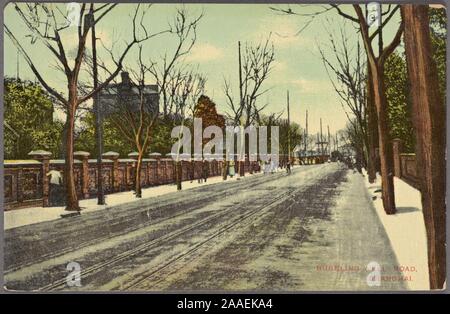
[238,41,244,114]
[89,4,105,205]
[303,129,307,156]
[327,125,331,155]
[287,90,291,163]
[238,41,245,177]
[316,133,320,153]
[304,110,308,153]
[320,118,324,155]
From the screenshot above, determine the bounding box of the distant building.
[295,149,319,158]
[97,72,159,116]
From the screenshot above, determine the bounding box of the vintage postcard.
[1,1,447,294]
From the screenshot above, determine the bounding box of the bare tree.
[352,4,404,215]
[224,37,275,127]
[170,67,206,190]
[148,8,204,118]
[105,46,159,198]
[318,23,369,176]
[271,4,403,214]
[91,52,205,194]
[144,7,205,190]
[223,37,275,177]
[5,3,163,211]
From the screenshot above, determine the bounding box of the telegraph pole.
[320,118,324,155]
[316,133,320,153]
[238,41,243,113]
[303,129,307,156]
[327,125,331,155]
[238,41,245,177]
[304,110,308,154]
[287,90,291,163]
[89,4,105,205]
[315,118,327,161]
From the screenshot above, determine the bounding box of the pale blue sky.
[4,3,402,135]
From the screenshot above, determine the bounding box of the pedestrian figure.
[286,160,292,175]
[47,169,64,206]
[264,159,270,175]
[270,159,276,174]
[346,156,353,169]
[202,159,209,183]
[197,159,203,184]
[229,160,235,178]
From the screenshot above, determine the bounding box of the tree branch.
[4,24,67,106]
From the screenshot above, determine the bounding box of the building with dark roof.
[98,72,159,116]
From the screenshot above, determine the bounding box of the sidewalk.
[281,167,409,290]
[363,172,429,290]
[4,168,277,230]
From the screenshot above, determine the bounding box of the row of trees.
[4,78,64,159]
[5,3,159,211]
[273,4,446,290]
[6,3,304,205]
[343,3,446,292]
[6,4,214,203]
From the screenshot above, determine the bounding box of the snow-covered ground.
[4,169,274,230]
[5,165,430,290]
[363,172,429,290]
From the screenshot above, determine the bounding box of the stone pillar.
[163,159,169,184]
[131,152,146,187]
[74,151,90,199]
[149,153,162,185]
[392,139,403,178]
[17,167,23,204]
[128,152,139,187]
[164,153,174,184]
[128,151,139,160]
[180,153,189,181]
[28,150,52,207]
[125,161,132,189]
[103,151,120,192]
[145,160,150,187]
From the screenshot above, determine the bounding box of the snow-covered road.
[4,163,409,291]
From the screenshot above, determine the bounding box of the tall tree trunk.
[135,153,143,198]
[402,4,446,289]
[64,104,80,211]
[370,63,396,214]
[367,65,378,183]
[353,4,400,215]
[60,119,69,159]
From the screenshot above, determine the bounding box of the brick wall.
[392,139,420,189]
[4,151,260,210]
